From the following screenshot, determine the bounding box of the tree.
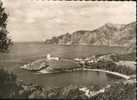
[0,1,10,51]
[0,69,18,97]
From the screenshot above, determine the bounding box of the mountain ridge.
[45,21,136,52]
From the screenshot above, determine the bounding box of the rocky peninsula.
[18,52,136,99]
[45,22,136,51]
[20,53,136,80]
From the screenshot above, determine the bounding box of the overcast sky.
[2,0,136,42]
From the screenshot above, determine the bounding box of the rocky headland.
[45,22,136,52]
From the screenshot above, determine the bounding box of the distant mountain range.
[45,22,136,52]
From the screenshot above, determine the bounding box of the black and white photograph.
[0,0,136,99]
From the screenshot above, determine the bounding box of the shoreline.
[38,68,131,80]
[20,59,134,80]
[83,68,130,80]
[19,52,136,82]
[16,53,136,99]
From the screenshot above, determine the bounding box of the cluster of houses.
[46,54,60,61]
[74,56,98,64]
[74,54,114,65]
[79,85,111,98]
[20,53,126,73]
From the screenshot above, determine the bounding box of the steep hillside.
[45,22,136,50]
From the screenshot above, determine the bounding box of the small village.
[20,53,136,79]
[0,0,136,99]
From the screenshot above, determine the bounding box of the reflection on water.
[0,42,126,88]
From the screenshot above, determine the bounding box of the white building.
[46,54,59,61]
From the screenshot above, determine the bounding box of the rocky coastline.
[18,53,136,99]
[45,22,136,51]
[20,53,136,77]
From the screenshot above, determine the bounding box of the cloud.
[1,0,136,42]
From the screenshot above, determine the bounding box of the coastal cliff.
[45,22,136,51]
